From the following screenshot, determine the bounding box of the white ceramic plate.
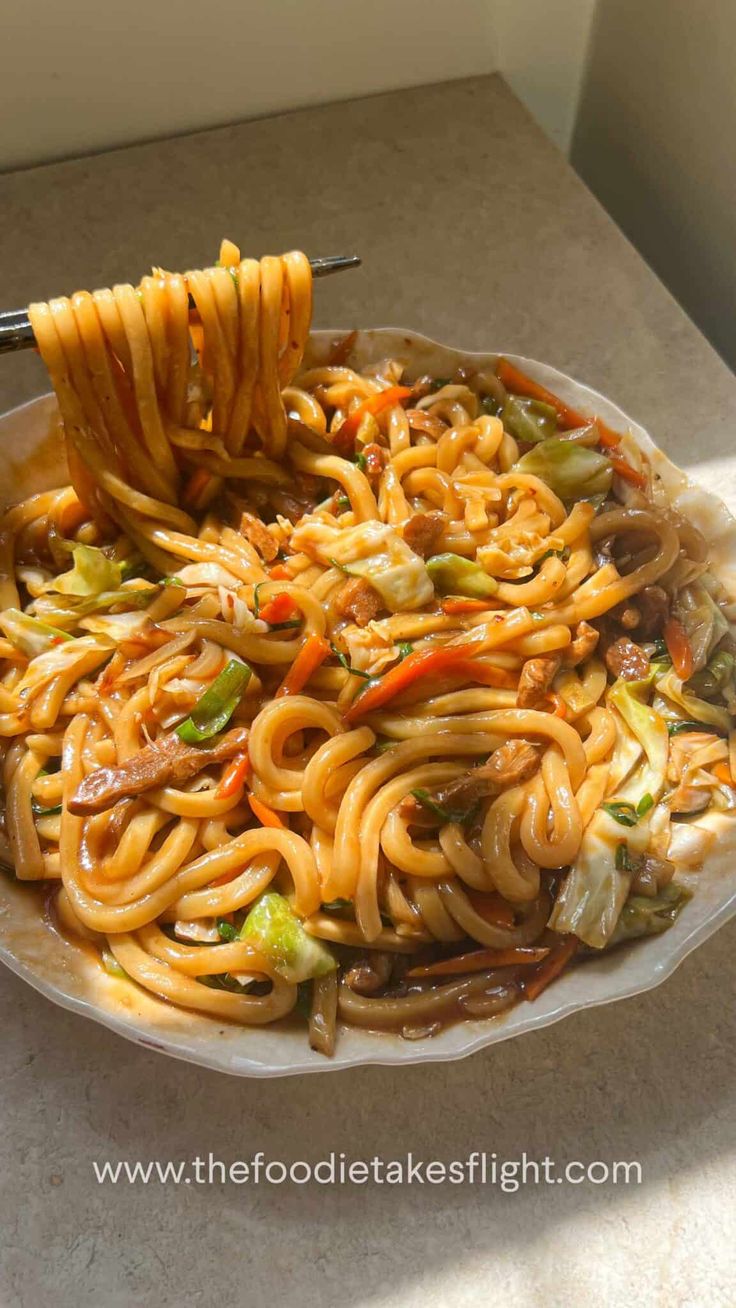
[2,328,736,1078]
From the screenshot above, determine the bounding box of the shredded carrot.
[258,594,297,625]
[183,466,216,508]
[544,692,568,719]
[268,563,293,581]
[610,452,648,489]
[524,936,579,1002]
[713,762,734,788]
[465,890,516,929]
[344,639,483,723]
[247,794,285,828]
[664,617,694,681]
[407,945,549,978]
[217,752,251,800]
[276,634,330,697]
[441,597,496,615]
[333,385,413,451]
[496,357,621,449]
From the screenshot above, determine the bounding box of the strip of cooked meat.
[516,655,561,709]
[399,739,541,826]
[610,585,670,641]
[561,620,599,668]
[239,511,279,563]
[270,472,322,524]
[68,726,250,816]
[403,511,447,559]
[360,442,388,487]
[604,635,650,681]
[336,576,382,626]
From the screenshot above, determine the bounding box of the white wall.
[2,0,498,170]
[2,1,600,172]
[572,0,736,369]
[496,0,597,152]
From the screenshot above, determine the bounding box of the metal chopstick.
[0,254,361,356]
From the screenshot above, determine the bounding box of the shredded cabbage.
[548,808,648,948]
[513,439,612,500]
[656,667,732,734]
[240,892,335,983]
[0,609,73,657]
[46,544,122,597]
[608,678,669,802]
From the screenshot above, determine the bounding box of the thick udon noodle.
[0,241,732,1053]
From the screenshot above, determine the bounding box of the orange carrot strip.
[407,945,550,978]
[183,466,215,507]
[268,563,293,581]
[344,640,483,723]
[276,634,330,697]
[248,795,285,828]
[497,357,621,449]
[524,936,579,1002]
[664,617,694,681]
[543,692,568,719]
[217,752,251,800]
[333,385,413,451]
[259,594,297,625]
[713,762,734,787]
[610,452,648,489]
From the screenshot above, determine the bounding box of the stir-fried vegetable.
[549,807,650,948]
[216,752,250,799]
[329,521,434,612]
[501,395,557,443]
[513,439,613,501]
[657,667,732,735]
[240,892,336,983]
[426,553,498,599]
[344,639,482,723]
[247,795,286,827]
[0,609,72,657]
[608,678,669,803]
[602,793,654,826]
[46,543,122,596]
[663,617,694,681]
[609,883,692,945]
[176,659,252,743]
[672,581,729,672]
[496,358,622,448]
[333,385,413,452]
[276,634,330,697]
[687,650,735,701]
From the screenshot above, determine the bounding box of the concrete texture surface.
[1,75,735,1307]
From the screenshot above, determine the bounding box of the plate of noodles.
[1,242,736,1077]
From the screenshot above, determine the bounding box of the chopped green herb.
[411,787,478,827]
[253,582,265,620]
[217,919,238,942]
[354,452,368,472]
[398,642,414,661]
[636,792,655,817]
[330,642,371,679]
[176,659,252,744]
[602,801,639,828]
[667,719,721,737]
[335,495,351,512]
[615,842,637,873]
[268,619,301,631]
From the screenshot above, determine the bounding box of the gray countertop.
[1,75,735,1307]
